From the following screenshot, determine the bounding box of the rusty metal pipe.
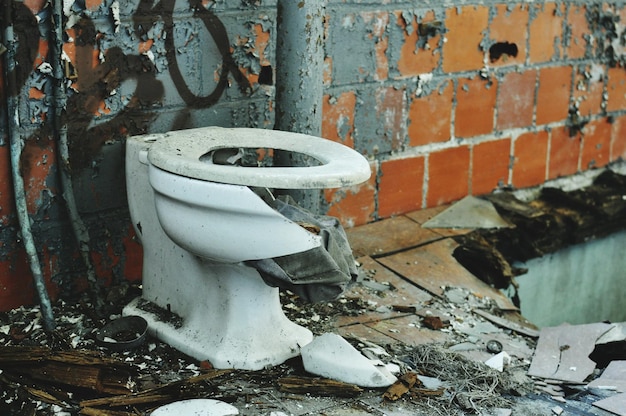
[274,0,327,213]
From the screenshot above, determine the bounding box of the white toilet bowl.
[123,127,370,370]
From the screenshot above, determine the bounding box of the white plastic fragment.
[150,399,238,415]
[417,375,443,390]
[301,333,398,388]
[485,351,511,372]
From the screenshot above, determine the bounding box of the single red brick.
[322,91,357,148]
[0,247,59,312]
[455,77,497,138]
[529,2,564,63]
[378,156,425,218]
[581,118,612,169]
[573,65,605,117]
[536,66,572,125]
[512,130,549,188]
[323,56,333,86]
[396,10,440,77]
[427,146,470,207]
[325,163,377,227]
[606,67,626,113]
[408,81,453,146]
[20,139,57,215]
[376,86,407,152]
[442,5,489,73]
[123,225,143,282]
[566,4,590,59]
[0,252,36,311]
[472,138,511,195]
[362,11,389,81]
[488,4,528,67]
[612,115,626,161]
[549,125,581,179]
[496,70,536,130]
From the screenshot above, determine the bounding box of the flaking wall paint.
[1,0,626,309]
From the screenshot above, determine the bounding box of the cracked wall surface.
[1,0,626,309]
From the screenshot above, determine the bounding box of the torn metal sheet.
[422,195,512,229]
[592,392,626,415]
[527,323,615,383]
[588,361,626,392]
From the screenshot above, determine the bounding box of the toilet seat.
[147,127,370,189]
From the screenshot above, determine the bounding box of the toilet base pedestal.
[123,264,314,370]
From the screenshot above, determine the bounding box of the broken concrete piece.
[588,361,626,392]
[592,392,626,415]
[528,323,614,383]
[150,399,239,415]
[301,333,397,388]
[422,195,512,229]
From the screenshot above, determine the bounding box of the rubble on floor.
[2,167,625,415]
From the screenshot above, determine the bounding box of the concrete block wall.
[0,0,625,309]
[322,1,626,225]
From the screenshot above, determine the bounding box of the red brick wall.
[322,2,626,226]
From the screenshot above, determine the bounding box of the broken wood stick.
[79,370,231,409]
[278,376,363,397]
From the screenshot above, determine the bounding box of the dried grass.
[407,344,525,413]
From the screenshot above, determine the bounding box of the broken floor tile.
[364,315,451,346]
[335,323,399,346]
[592,392,626,415]
[472,309,540,338]
[405,205,474,237]
[301,333,397,388]
[422,195,512,229]
[377,238,517,310]
[334,256,433,328]
[588,361,626,392]
[528,323,614,383]
[346,216,441,258]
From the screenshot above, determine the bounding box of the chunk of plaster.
[301,333,397,388]
[151,399,238,415]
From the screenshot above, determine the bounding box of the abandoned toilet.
[123,127,370,370]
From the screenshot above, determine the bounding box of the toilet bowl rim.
[145,127,371,189]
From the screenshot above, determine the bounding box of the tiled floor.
[334,207,530,347]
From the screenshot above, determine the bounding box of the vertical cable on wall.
[2,0,56,331]
[49,0,101,305]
